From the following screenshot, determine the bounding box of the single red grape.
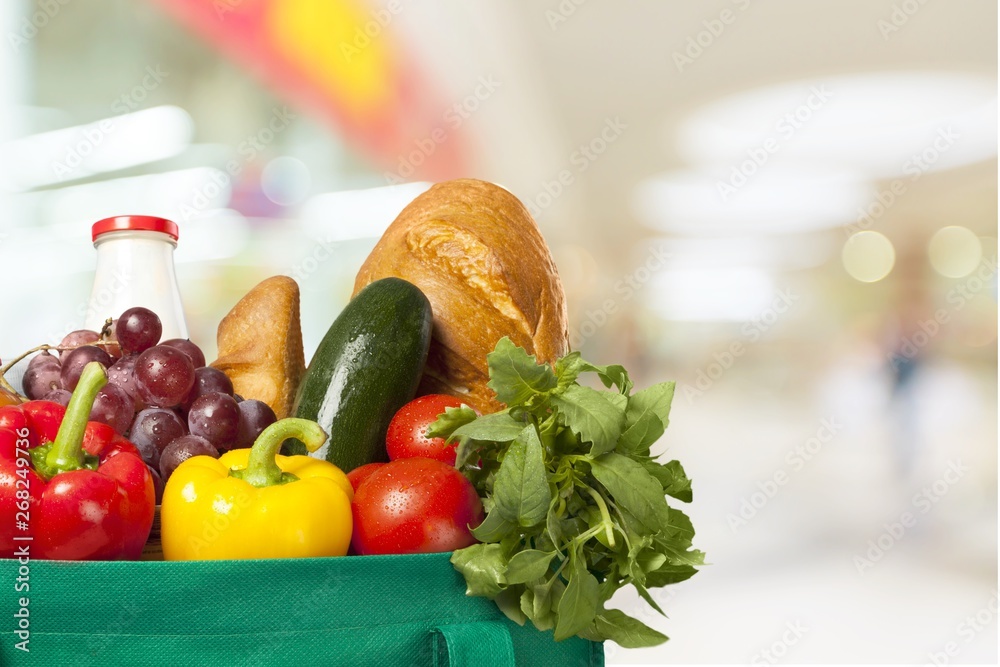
[130,408,188,468]
[116,307,162,355]
[24,352,62,400]
[159,435,218,481]
[187,392,240,450]
[60,345,113,391]
[134,346,195,408]
[161,339,206,369]
[89,383,134,435]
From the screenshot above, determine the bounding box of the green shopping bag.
[0,553,603,666]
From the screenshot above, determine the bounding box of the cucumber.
[289,277,432,471]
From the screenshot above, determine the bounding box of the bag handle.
[431,621,516,667]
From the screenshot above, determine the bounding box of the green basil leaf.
[636,550,667,574]
[655,537,706,567]
[554,351,585,391]
[626,381,675,429]
[493,426,551,528]
[452,411,526,442]
[579,361,633,394]
[551,385,625,457]
[454,437,482,469]
[505,549,557,585]
[487,337,558,406]
[587,609,669,648]
[521,578,563,632]
[645,564,698,588]
[660,459,693,502]
[470,508,516,542]
[590,453,670,534]
[665,506,695,542]
[494,585,527,626]
[554,556,600,641]
[617,412,664,455]
[602,390,628,412]
[426,404,479,439]
[633,581,665,616]
[450,543,507,598]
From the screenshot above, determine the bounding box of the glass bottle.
[83,215,188,339]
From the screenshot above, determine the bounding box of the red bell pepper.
[0,362,154,560]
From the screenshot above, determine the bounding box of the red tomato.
[351,457,483,555]
[346,462,385,493]
[386,394,469,465]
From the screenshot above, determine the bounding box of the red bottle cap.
[92,215,179,242]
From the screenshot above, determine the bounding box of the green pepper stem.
[230,418,328,488]
[45,362,107,473]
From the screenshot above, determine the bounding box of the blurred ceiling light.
[632,166,873,235]
[0,106,193,191]
[649,235,833,270]
[15,167,230,228]
[645,267,776,322]
[928,226,983,278]
[842,231,895,283]
[302,182,431,242]
[674,71,997,178]
[261,156,312,207]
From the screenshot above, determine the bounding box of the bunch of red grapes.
[22,307,276,498]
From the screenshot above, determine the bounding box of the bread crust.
[353,179,568,412]
[211,276,306,419]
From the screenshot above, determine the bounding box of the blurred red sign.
[149,0,468,181]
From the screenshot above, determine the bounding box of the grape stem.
[0,324,118,398]
[0,344,67,397]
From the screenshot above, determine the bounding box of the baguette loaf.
[353,179,568,413]
[211,276,306,419]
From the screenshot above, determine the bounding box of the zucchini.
[289,277,432,470]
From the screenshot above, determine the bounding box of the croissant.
[353,179,569,413]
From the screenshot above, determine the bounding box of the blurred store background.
[0,0,996,663]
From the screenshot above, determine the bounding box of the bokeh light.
[928,225,983,278]
[842,231,896,283]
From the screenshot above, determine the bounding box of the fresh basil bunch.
[429,337,703,647]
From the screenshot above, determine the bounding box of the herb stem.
[582,485,616,548]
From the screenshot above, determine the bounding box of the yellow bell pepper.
[161,418,353,560]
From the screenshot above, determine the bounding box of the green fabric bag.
[0,553,603,666]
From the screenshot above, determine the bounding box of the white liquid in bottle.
[83,216,188,339]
